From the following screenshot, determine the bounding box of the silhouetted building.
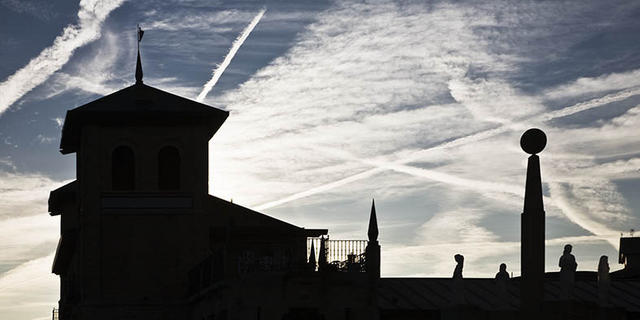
[48,49,640,320]
[613,237,640,279]
[49,54,380,320]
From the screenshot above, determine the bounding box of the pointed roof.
[59,83,229,154]
[368,199,379,242]
[308,241,317,267]
[318,236,328,268]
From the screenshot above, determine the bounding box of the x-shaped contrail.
[254,87,640,211]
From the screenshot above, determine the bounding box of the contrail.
[255,87,640,210]
[253,167,387,211]
[196,8,266,102]
[0,0,125,115]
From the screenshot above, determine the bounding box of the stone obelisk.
[520,128,547,318]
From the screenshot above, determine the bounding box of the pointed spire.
[308,241,317,271]
[135,50,143,84]
[135,24,144,85]
[318,236,328,271]
[368,199,379,242]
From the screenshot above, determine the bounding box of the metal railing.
[307,237,368,272]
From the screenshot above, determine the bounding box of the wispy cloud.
[0,171,62,219]
[43,30,128,98]
[1,3,639,315]
[204,0,640,278]
[0,172,62,317]
[0,0,57,21]
[0,253,58,318]
[0,0,125,114]
[252,89,638,211]
[544,69,640,101]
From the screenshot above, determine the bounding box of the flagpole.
[135,24,144,84]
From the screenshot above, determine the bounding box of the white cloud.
[449,77,544,124]
[51,117,64,128]
[204,0,640,279]
[1,3,639,314]
[146,9,253,32]
[0,157,16,171]
[0,253,58,320]
[544,69,640,101]
[0,172,63,219]
[0,215,59,272]
[44,30,128,98]
[0,172,62,319]
[383,235,617,277]
[0,0,126,114]
[35,134,56,144]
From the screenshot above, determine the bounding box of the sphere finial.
[520,128,546,154]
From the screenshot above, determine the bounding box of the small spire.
[135,51,143,84]
[318,236,328,270]
[135,24,144,84]
[368,199,379,242]
[308,241,317,270]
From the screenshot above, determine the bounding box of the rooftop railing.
[307,237,368,272]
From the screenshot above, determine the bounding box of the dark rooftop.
[378,277,640,312]
[60,83,229,154]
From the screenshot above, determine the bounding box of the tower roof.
[368,199,379,242]
[59,83,229,154]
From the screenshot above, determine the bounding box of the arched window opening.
[112,146,135,190]
[158,146,180,190]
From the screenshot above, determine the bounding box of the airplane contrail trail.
[254,87,640,211]
[196,8,266,102]
[0,0,125,115]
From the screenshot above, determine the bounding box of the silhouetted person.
[453,254,464,279]
[451,254,465,305]
[495,263,510,281]
[598,255,610,306]
[495,263,510,306]
[559,244,577,298]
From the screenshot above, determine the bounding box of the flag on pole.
[137,24,144,42]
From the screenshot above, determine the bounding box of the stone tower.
[49,63,228,318]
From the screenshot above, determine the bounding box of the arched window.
[158,146,180,190]
[112,146,135,190]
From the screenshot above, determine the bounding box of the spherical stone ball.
[520,128,546,154]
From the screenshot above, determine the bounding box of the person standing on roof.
[559,244,577,299]
[495,263,510,305]
[451,254,465,305]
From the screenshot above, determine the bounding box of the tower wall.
[73,124,213,305]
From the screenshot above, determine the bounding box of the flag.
[137,25,144,42]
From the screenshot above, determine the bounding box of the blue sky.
[1,0,640,318]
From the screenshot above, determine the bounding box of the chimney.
[520,128,547,317]
[617,236,640,278]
